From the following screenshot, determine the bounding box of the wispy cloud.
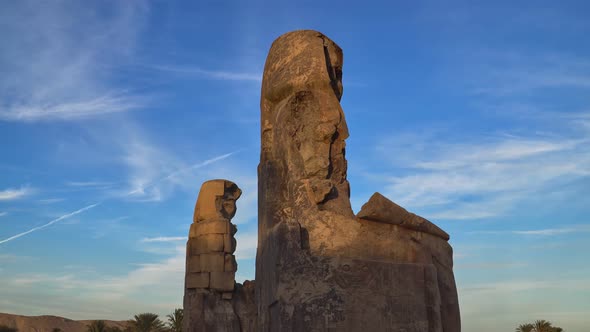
[0,2,148,123]
[456,262,528,270]
[199,166,258,225]
[102,248,185,294]
[147,64,261,82]
[0,203,100,245]
[128,150,238,198]
[0,227,258,319]
[0,245,186,317]
[455,51,590,97]
[377,117,590,220]
[66,181,114,187]
[0,94,143,122]
[234,231,258,259]
[138,230,257,259]
[513,227,590,236]
[37,198,65,204]
[12,274,49,286]
[0,129,238,244]
[0,212,7,217]
[88,216,130,239]
[140,236,185,243]
[0,254,35,262]
[0,186,33,201]
[471,225,590,236]
[64,181,115,193]
[140,230,258,259]
[121,128,239,202]
[460,278,590,294]
[118,134,185,202]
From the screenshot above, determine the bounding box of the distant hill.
[0,312,127,332]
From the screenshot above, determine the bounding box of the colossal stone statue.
[184,30,460,332]
[183,179,256,332]
[256,30,460,331]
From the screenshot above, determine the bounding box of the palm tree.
[128,313,166,332]
[533,320,554,332]
[516,320,564,332]
[87,320,108,332]
[166,308,183,332]
[516,323,534,332]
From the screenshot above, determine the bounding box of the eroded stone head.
[261,30,343,105]
[194,179,242,222]
[184,180,254,332]
[260,30,352,217]
[186,179,241,293]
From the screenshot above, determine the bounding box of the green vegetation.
[516,320,564,332]
[85,320,127,332]
[0,309,183,332]
[127,313,166,332]
[166,309,183,332]
[87,320,107,332]
[85,309,182,332]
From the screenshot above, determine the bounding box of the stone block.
[186,255,201,273]
[224,234,236,253]
[200,252,225,272]
[222,292,233,300]
[210,271,235,292]
[193,234,225,254]
[186,272,209,289]
[224,254,237,272]
[357,192,449,240]
[187,238,197,256]
[190,220,230,238]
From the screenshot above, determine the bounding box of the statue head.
[193,179,242,223]
[259,30,353,217]
[261,30,343,106]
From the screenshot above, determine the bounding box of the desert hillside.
[0,313,127,332]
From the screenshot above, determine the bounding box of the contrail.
[161,151,237,181]
[128,151,238,195]
[0,203,100,245]
[0,150,238,245]
[140,236,185,243]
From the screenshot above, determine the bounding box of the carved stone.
[358,192,450,240]
[256,30,460,331]
[184,30,460,332]
[183,180,256,332]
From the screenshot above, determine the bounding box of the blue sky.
[1,1,589,331]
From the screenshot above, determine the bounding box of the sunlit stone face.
[193,180,241,222]
[260,30,352,214]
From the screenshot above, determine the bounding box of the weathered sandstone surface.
[183,180,256,332]
[256,30,460,332]
[184,30,460,332]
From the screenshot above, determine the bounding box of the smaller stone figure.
[186,179,241,296]
[184,179,248,332]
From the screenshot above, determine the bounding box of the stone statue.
[183,179,256,332]
[256,30,460,331]
[184,30,460,332]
